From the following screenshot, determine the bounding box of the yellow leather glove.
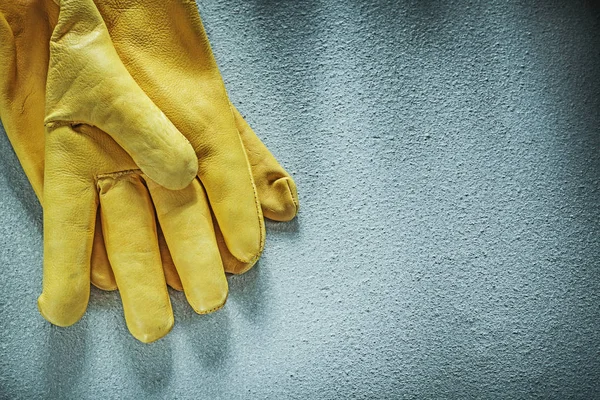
[0,0,298,342]
[94,0,299,224]
[48,0,230,341]
[89,0,300,291]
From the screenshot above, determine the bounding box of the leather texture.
[91,0,300,281]
[44,0,199,192]
[0,0,298,342]
[42,0,227,343]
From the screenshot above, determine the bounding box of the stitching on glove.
[193,300,227,315]
[245,173,264,265]
[96,169,142,180]
[231,104,265,266]
[285,177,299,212]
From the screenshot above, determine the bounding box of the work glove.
[89,0,300,292]
[0,0,225,342]
[0,0,298,342]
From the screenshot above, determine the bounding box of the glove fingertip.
[141,144,198,191]
[37,289,88,327]
[128,313,174,344]
[263,176,299,222]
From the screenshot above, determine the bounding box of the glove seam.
[44,119,87,129]
[95,169,143,184]
[231,105,265,266]
[285,178,299,213]
[192,300,227,315]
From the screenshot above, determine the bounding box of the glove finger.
[157,223,183,291]
[89,207,184,293]
[159,212,255,276]
[98,174,173,343]
[90,216,185,292]
[90,209,117,291]
[146,178,228,315]
[38,126,97,327]
[232,106,299,221]
[197,125,265,267]
[46,0,198,190]
[213,216,253,275]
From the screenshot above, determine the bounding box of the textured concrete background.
[1,0,600,398]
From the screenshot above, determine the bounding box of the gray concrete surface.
[1,0,600,398]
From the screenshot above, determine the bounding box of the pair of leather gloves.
[0,0,298,342]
